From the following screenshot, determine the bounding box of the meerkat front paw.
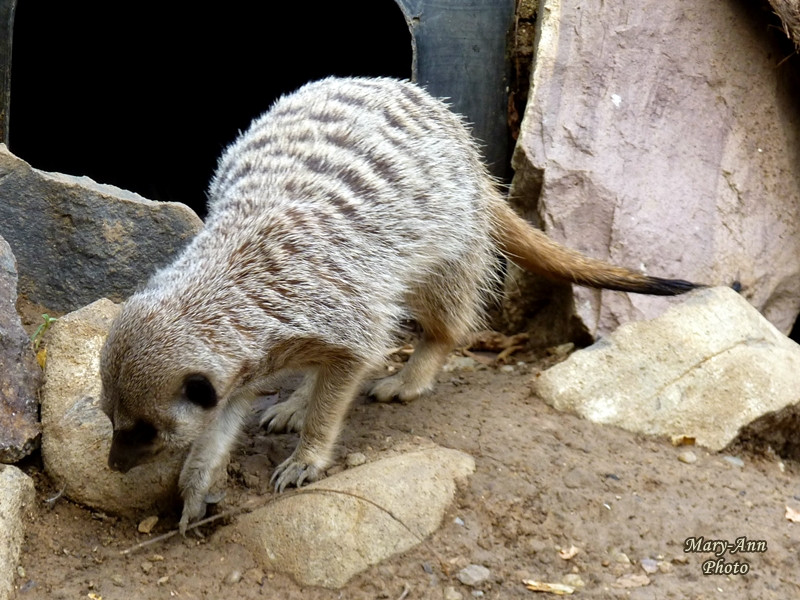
[179,489,208,535]
[270,451,325,493]
[178,490,226,535]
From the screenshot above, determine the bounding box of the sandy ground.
[8,330,800,600]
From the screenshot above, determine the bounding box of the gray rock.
[533,287,800,451]
[235,446,475,589]
[0,235,41,462]
[456,564,491,587]
[510,0,800,339]
[0,145,202,313]
[40,298,184,518]
[0,465,35,600]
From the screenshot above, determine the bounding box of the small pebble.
[16,566,25,578]
[640,558,659,574]
[224,570,243,584]
[471,592,484,598]
[442,355,478,372]
[614,552,631,565]
[140,561,153,574]
[677,451,697,464]
[723,455,744,468]
[562,573,585,589]
[549,342,575,357]
[345,452,367,467]
[157,576,170,586]
[500,364,514,373]
[658,561,674,574]
[454,516,465,527]
[444,586,464,600]
[243,473,260,488]
[111,574,124,587]
[138,515,159,534]
[247,568,266,584]
[457,564,491,587]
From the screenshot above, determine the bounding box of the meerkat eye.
[183,374,218,409]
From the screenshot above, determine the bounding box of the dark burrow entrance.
[9,1,411,217]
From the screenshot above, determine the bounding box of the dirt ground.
[7,324,800,600]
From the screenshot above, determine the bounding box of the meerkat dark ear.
[183,374,218,409]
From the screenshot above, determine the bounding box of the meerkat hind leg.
[371,274,475,402]
[369,332,453,402]
[259,370,316,433]
[271,360,367,492]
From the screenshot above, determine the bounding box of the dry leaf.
[462,349,497,366]
[558,545,580,560]
[36,348,47,369]
[522,579,575,595]
[671,435,696,446]
[785,505,800,523]
[469,330,529,352]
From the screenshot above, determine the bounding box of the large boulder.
[509,0,800,339]
[235,446,475,589]
[533,287,800,452]
[0,235,41,463]
[40,299,183,517]
[0,145,202,313]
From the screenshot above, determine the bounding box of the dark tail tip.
[640,277,703,296]
[595,276,703,296]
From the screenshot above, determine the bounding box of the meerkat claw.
[270,456,322,493]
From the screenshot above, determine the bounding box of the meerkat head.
[100,294,241,473]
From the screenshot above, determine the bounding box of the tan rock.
[41,299,183,518]
[0,465,35,600]
[533,287,800,451]
[235,446,475,589]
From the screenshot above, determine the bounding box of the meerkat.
[100,77,698,533]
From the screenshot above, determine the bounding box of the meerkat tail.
[490,202,699,296]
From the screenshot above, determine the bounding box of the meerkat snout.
[105,374,219,473]
[107,420,162,473]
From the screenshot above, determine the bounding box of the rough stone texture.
[0,465,35,600]
[533,287,800,451]
[509,0,800,339]
[0,144,202,313]
[235,446,475,589]
[41,298,184,517]
[0,235,41,463]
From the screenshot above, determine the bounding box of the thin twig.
[44,484,66,505]
[120,504,253,555]
[397,582,411,600]
[120,484,446,572]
